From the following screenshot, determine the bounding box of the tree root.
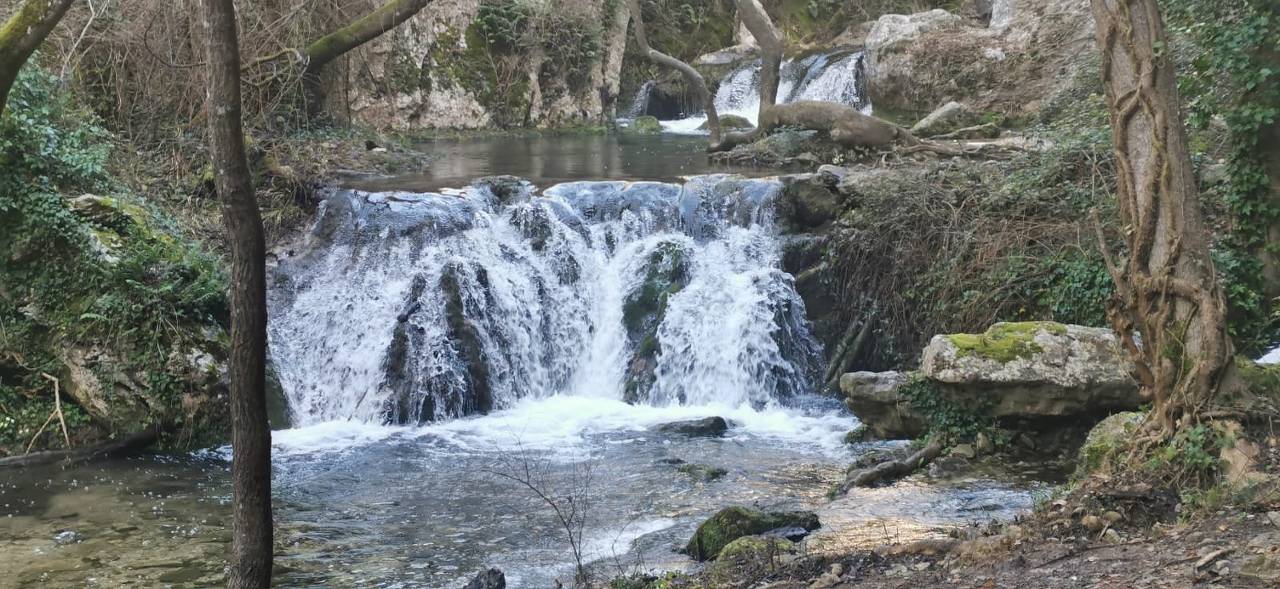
[839,437,945,493]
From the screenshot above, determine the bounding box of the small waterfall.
[268,176,824,426]
[625,80,657,119]
[661,49,871,133]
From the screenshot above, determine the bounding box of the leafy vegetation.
[0,67,228,453]
[897,373,1001,444]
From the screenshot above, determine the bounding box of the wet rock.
[761,526,813,542]
[975,431,995,455]
[622,241,691,403]
[474,176,532,206]
[54,530,84,546]
[463,568,505,589]
[656,416,729,438]
[685,506,820,561]
[777,175,841,231]
[839,371,923,439]
[629,116,663,134]
[921,322,1141,420]
[677,463,729,482]
[910,101,981,137]
[698,114,754,131]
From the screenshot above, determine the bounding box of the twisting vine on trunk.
[1089,0,1236,434]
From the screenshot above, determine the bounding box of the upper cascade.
[268,176,824,426]
[653,49,871,133]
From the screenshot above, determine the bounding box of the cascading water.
[268,175,824,426]
[659,49,871,134]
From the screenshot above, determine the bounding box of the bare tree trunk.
[200,0,273,586]
[0,0,77,117]
[626,0,721,144]
[300,0,431,114]
[734,0,781,118]
[1091,0,1235,432]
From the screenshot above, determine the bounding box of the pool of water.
[344,133,768,193]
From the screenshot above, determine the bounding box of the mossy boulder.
[655,416,728,437]
[684,506,820,561]
[629,115,664,134]
[622,241,690,403]
[922,322,1140,418]
[706,535,798,582]
[1075,411,1144,478]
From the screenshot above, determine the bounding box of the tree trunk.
[626,0,721,144]
[200,0,273,587]
[300,0,431,114]
[0,0,77,117]
[1091,0,1235,432]
[734,0,782,119]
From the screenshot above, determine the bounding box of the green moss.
[677,463,728,482]
[947,321,1067,363]
[629,115,663,134]
[1073,411,1144,479]
[684,506,818,561]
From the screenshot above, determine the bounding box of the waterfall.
[660,50,871,133]
[625,80,657,119]
[268,176,824,426]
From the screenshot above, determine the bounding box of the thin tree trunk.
[734,0,782,118]
[300,0,431,113]
[626,0,721,144]
[0,0,77,117]
[200,0,273,586]
[1090,0,1235,432]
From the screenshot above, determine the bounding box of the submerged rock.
[463,568,505,589]
[655,416,729,437]
[677,463,729,482]
[685,506,820,561]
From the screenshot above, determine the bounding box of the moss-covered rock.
[677,463,729,482]
[622,241,690,403]
[946,321,1067,363]
[629,115,663,134]
[698,114,754,131]
[684,506,820,561]
[1074,411,1145,478]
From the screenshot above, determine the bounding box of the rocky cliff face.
[338,0,630,130]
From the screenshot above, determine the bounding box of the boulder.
[685,506,820,560]
[1075,411,1144,476]
[655,416,729,437]
[920,322,1141,419]
[777,175,841,231]
[839,371,924,439]
[698,114,754,131]
[629,115,663,134]
[910,101,982,137]
[865,10,964,59]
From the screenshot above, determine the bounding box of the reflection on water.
[345,133,769,192]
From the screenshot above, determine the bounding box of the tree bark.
[626,0,721,144]
[1090,0,1235,431]
[200,0,273,587]
[0,0,77,117]
[300,0,431,114]
[734,0,782,119]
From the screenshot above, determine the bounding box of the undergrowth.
[0,67,228,454]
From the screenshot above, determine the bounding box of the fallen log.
[0,426,164,469]
[839,437,944,493]
[710,101,917,152]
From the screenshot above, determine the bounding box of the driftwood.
[839,437,944,493]
[711,101,918,152]
[0,427,163,469]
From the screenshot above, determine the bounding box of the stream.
[1,51,1050,589]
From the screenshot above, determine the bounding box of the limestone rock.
[865,10,964,60]
[685,506,820,561]
[921,322,1141,419]
[839,371,924,439]
[911,101,982,137]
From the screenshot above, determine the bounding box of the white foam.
[581,517,677,564]
[1259,345,1280,365]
